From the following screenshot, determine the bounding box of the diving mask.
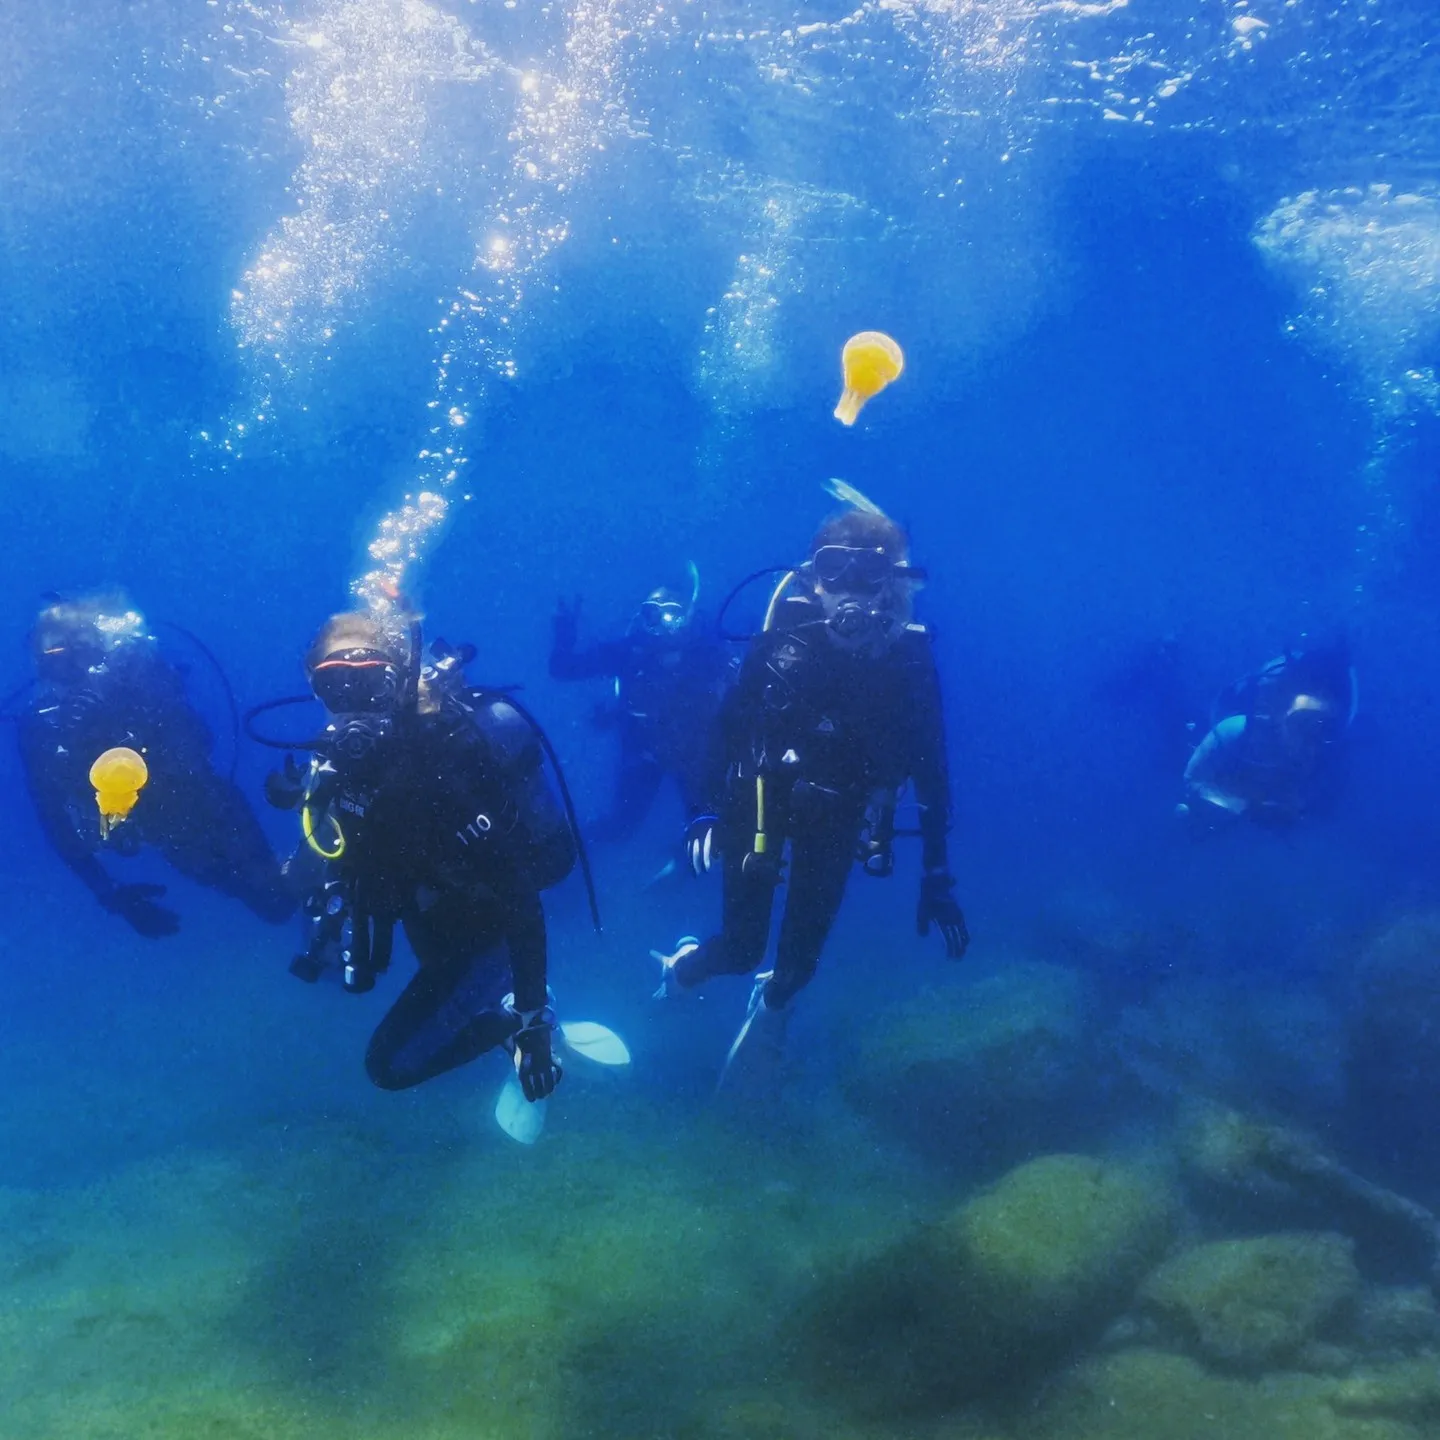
[310,648,402,715]
[811,545,925,594]
[639,599,689,635]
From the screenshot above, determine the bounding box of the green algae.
[1139,1233,1361,1372]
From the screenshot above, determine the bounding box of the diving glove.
[264,755,306,811]
[102,882,180,939]
[684,813,719,876]
[916,871,969,961]
[508,1002,563,1103]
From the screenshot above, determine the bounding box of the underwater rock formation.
[796,1153,1178,1415]
[1138,1233,1361,1372]
[1178,1103,1440,1290]
[1348,912,1440,1180]
[1354,1285,1440,1358]
[1109,979,1347,1121]
[1030,1348,1430,1440]
[845,962,1096,1177]
[1328,1359,1440,1425]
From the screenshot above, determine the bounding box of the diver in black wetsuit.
[653,502,968,1069]
[1177,638,1356,835]
[16,594,294,936]
[273,611,576,1102]
[549,573,732,843]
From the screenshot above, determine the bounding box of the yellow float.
[90,747,149,839]
[834,330,904,426]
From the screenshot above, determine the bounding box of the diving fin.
[644,857,679,889]
[494,1071,548,1145]
[716,969,790,1094]
[560,1021,632,1067]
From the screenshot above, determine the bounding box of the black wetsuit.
[308,694,575,1091]
[549,624,732,840]
[675,594,953,1007]
[17,644,293,927]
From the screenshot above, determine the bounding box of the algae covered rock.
[1329,1359,1440,1422]
[1140,1232,1361,1371]
[941,1153,1178,1333]
[846,962,1095,1175]
[1179,1101,1295,1196]
[1177,1102,1440,1287]
[798,1153,1178,1414]
[1355,1286,1440,1357]
[1030,1347,1423,1440]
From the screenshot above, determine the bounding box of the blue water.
[3,2,1440,1435]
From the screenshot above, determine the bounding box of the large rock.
[1140,1233,1361,1372]
[797,1153,1178,1415]
[846,962,1096,1176]
[945,1153,1179,1333]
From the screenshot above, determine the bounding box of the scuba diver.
[15,593,294,936]
[652,484,968,1085]
[257,609,621,1141]
[1177,638,1357,834]
[549,565,733,844]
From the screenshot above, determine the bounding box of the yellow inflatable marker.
[834,330,904,426]
[90,747,148,839]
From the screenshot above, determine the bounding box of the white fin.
[561,1021,632,1067]
[494,1073,548,1145]
[645,858,678,889]
[823,477,889,518]
[716,972,789,1094]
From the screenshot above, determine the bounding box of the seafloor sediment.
[3,906,1439,1438]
